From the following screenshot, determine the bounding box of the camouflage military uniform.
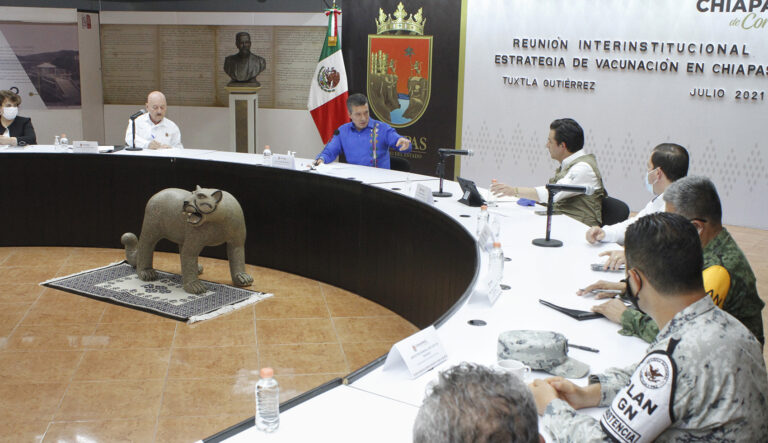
[542,296,768,442]
[619,228,764,344]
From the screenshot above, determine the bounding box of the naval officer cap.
[497,330,590,379]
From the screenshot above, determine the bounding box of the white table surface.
[4,147,646,441]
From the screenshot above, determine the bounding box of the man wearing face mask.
[585,143,689,245]
[530,212,768,442]
[0,89,36,146]
[585,176,764,345]
[124,91,183,150]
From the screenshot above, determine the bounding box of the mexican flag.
[308,6,349,144]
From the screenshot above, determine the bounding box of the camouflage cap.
[497,330,589,379]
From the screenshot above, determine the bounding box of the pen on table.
[568,343,600,353]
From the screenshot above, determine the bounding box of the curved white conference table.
[0,145,648,442]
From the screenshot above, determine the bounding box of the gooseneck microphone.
[129,109,146,120]
[545,183,595,196]
[125,109,147,151]
[533,183,596,248]
[438,148,474,156]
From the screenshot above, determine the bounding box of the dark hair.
[625,212,704,296]
[549,118,584,153]
[413,363,539,443]
[663,176,722,225]
[651,143,689,181]
[235,32,250,43]
[0,89,21,106]
[346,93,368,112]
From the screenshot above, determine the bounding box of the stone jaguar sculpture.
[121,186,254,294]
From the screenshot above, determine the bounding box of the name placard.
[382,325,447,379]
[414,183,434,205]
[72,140,99,153]
[270,153,295,169]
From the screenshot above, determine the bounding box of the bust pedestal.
[226,85,261,154]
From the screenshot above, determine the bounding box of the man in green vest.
[491,118,606,226]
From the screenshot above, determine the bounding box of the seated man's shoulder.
[162,117,180,130]
[674,305,762,361]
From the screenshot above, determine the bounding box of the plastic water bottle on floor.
[255,367,280,433]
[476,205,490,235]
[262,145,272,166]
[489,242,505,283]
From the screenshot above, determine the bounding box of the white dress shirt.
[124,113,183,149]
[534,150,601,203]
[600,192,666,245]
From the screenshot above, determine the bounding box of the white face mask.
[2,106,18,120]
[644,168,659,195]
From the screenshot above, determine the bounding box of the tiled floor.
[1,225,766,443]
[0,247,418,442]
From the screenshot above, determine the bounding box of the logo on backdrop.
[696,0,768,30]
[367,2,432,128]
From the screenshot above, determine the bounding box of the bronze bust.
[224,32,267,86]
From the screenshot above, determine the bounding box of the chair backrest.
[601,196,630,227]
[389,155,411,172]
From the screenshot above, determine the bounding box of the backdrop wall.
[1,6,328,157]
[460,0,768,229]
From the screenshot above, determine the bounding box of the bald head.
[146,91,167,124]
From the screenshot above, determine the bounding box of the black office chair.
[389,155,411,172]
[601,195,630,227]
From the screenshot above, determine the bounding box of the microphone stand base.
[532,238,563,248]
[432,191,452,197]
[124,146,143,151]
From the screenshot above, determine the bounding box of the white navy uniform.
[541,296,768,442]
[124,113,183,149]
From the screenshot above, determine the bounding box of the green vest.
[549,153,605,226]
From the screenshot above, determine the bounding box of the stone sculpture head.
[183,185,223,226]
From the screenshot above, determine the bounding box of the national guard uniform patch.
[600,339,679,442]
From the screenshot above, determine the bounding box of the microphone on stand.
[125,109,146,151]
[438,148,474,156]
[545,183,594,195]
[433,148,475,198]
[533,184,596,248]
[129,109,146,120]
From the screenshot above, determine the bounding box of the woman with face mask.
[0,89,37,146]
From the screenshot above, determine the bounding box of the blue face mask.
[644,168,659,195]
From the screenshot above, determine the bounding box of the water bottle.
[255,367,280,433]
[262,145,272,166]
[488,179,498,207]
[54,135,61,146]
[489,242,504,283]
[404,174,412,195]
[490,215,501,240]
[476,205,489,235]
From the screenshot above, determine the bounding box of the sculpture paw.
[137,268,158,281]
[183,280,208,294]
[197,264,204,275]
[233,272,254,287]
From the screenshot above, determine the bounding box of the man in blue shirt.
[313,93,411,168]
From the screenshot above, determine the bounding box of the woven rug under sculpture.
[41,261,272,323]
